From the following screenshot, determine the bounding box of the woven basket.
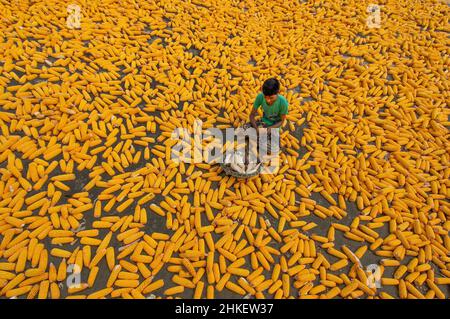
[219,122,271,179]
[219,162,262,178]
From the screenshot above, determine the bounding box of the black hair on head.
[262,78,280,96]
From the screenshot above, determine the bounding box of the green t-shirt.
[253,92,289,126]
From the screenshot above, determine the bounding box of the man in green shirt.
[250,78,289,129]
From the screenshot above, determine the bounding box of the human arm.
[250,93,263,129]
[250,107,258,129]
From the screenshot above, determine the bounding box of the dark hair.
[262,78,280,96]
